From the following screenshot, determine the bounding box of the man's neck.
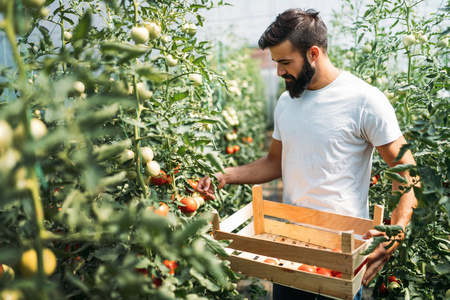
[307,60,341,91]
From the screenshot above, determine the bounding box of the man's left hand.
[361,229,398,285]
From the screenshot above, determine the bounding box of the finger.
[362,229,385,239]
[196,176,210,193]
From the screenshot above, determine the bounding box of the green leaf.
[388,164,416,173]
[171,91,189,102]
[65,272,90,294]
[72,11,92,42]
[384,171,408,184]
[361,236,390,255]
[435,261,450,274]
[93,246,125,261]
[190,268,220,292]
[121,118,146,128]
[202,234,230,258]
[205,152,225,173]
[193,56,206,65]
[394,143,414,162]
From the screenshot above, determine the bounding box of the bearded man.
[197,8,417,300]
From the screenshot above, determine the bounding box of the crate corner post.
[252,185,264,235]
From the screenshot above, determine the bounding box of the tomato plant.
[0,0,253,299]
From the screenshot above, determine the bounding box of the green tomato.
[145,161,160,177]
[144,22,161,39]
[63,31,72,41]
[140,146,154,163]
[73,81,85,96]
[188,74,203,86]
[30,118,47,140]
[402,34,416,48]
[362,43,372,54]
[417,35,427,44]
[387,281,401,293]
[118,149,135,166]
[437,37,449,48]
[165,55,178,67]
[131,27,149,44]
[188,23,197,36]
[0,289,24,300]
[0,120,13,150]
[445,288,450,299]
[135,82,153,101]
[345,50,354,59]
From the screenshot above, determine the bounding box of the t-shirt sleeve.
[360,88,403,147]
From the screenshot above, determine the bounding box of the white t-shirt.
[272,71,402,218]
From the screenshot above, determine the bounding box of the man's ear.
[308,46,320,63]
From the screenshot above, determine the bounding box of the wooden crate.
[212,185,384,300]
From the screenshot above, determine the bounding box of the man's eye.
[282,62,289,66]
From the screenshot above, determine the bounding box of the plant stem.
[132,76,148,198]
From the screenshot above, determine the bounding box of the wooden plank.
[262,200,374,235]
[220,202,253,233]
[341,231,355,280]
[265,218,342,249]
[373,205,384,226]
[236,220,255,237]
[252,185,265,234]
[214,230,353,273]
[211,210,220,230]
[225,255,355,300]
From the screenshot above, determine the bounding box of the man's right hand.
[196,173,225,200]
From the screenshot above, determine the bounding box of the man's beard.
[283,60,315,98]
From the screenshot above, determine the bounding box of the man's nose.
[277,64,286,77]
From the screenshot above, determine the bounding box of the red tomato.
[388,275,399,283]
[153,202,169,216]
[226,146,234,154]
[317,268,332,277]
[247,136,253,143]
[173,163,180,174]
[334,272,342,278]
[370,174,380,186]
[178,197,198,214]
[186,179,199,193]
[152,275,162,287]
[297,264,317,273]
[263,258,278,265]
[163,260,178,274]
[332,247,342,253]
[379,283,388,295]
[233,145,240,152]
[332,270,342,277]
[151,170,168,185]
[135,268,148,276]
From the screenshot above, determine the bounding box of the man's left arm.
[362,135,419,285]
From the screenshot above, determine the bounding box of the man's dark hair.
[258,8,328,57]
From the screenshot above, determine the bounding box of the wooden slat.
[211,210,220,230]
[214,230,353,273]
[225,255,356,300]
[220,202,253,233]
[264,218,341,249]
[252,185,264,234]
[262,200,373,235]
[236,220,255,237]
[341,231,355,280]
[373,205,384,226]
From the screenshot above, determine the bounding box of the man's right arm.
[196,139,282,199]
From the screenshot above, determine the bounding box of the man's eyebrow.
[272,58,292,63]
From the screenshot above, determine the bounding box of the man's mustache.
[282,74,296,80]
